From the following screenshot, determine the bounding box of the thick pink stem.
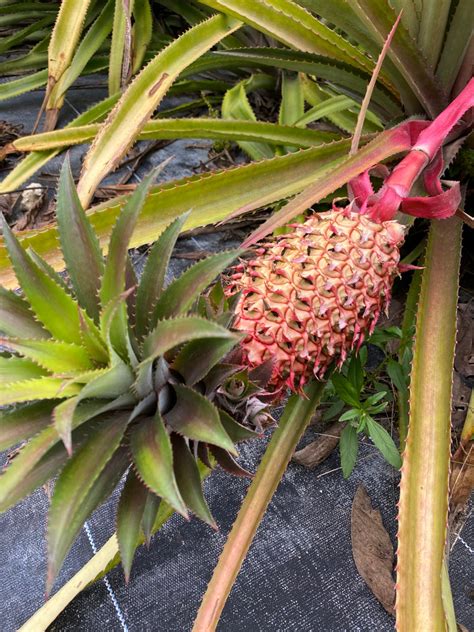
[369,78,473,222]
[413,77,474,158]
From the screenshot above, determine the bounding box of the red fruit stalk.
[231,80,473,393]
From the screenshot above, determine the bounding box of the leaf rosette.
[0,160,262,590]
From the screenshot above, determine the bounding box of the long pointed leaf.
[172,337,237,386]
[189,48,401,116]
[141,491,161,546]
[100,170,159,357]
[135,213,189,340]
[142,316,238,364]
[350,0,445,116]
[47,0,92,86]
[46,0,114,119]
[197,0,378,77]
[53,359,134,452]
[0,286,49,339]
[171,433,216,527]
[109,0,133,96]
[0,139,355,289]
[0,377,81,406]
[11,118,338,153]
[49,447,128,588]
[56,158,104,321]
[1,217,85,344]
[0,398,132,512]
[165,384,236,454]
[116,468,148,582]
[0,401,54,451]
[0,338,93,374]
[219,409,259,442]
[396,218,462,630]
[0,94,120,195]
[131,0,152,73]
[0,355,48,383]
[130,412,188,517]
[77,14,241,206]
[47,414,130,592]
[152,250,240,321]
[222,80,274,160]
[436,0,474,92]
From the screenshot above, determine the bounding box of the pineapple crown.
[0,159,266,591]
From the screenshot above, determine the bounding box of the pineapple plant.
[0,160,267,591]
[1,1,473,630]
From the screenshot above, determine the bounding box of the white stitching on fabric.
[84,522,129,632]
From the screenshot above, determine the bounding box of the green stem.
[18,536,120,632]
[192,379,326,631]
[396,218,462,631]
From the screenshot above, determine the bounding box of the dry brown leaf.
[292,422,343,469]
[351,486,395,615]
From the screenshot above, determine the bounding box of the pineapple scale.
[231,210,405,393]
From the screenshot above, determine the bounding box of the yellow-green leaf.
[77,13,241,206]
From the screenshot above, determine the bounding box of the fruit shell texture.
[230,210,405,393]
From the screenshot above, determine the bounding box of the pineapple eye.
[268,291,286,303]
[297,277,313,289]
[266,309,281,322]
[288,320,303,332]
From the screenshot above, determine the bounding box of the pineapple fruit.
[231,208,405,393]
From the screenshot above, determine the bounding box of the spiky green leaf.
[141,491,161,546]
[53,359,134,452]
[135,212,189,340]
[222,80,274,160]
[172,337,238,386]
[131,0,153,73]
[47,414,130,592]
[117,469,148,582]
[166,384,236,454]
[209,445,252,477]
[171,433,216,527]
[142,316,238,365]
[130,412,187,517]
[49,447,129,590]
[0,401,54,451]
[0,286,49,339]
[0,398,131,513]
[1,217,86,345]
[219,409,259,442]
[0,355,47,383]
[153,250,240,321]
[0,338,94,374]
[99,170,159,357]
[0,377,81,406]
[56,158,104,321]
